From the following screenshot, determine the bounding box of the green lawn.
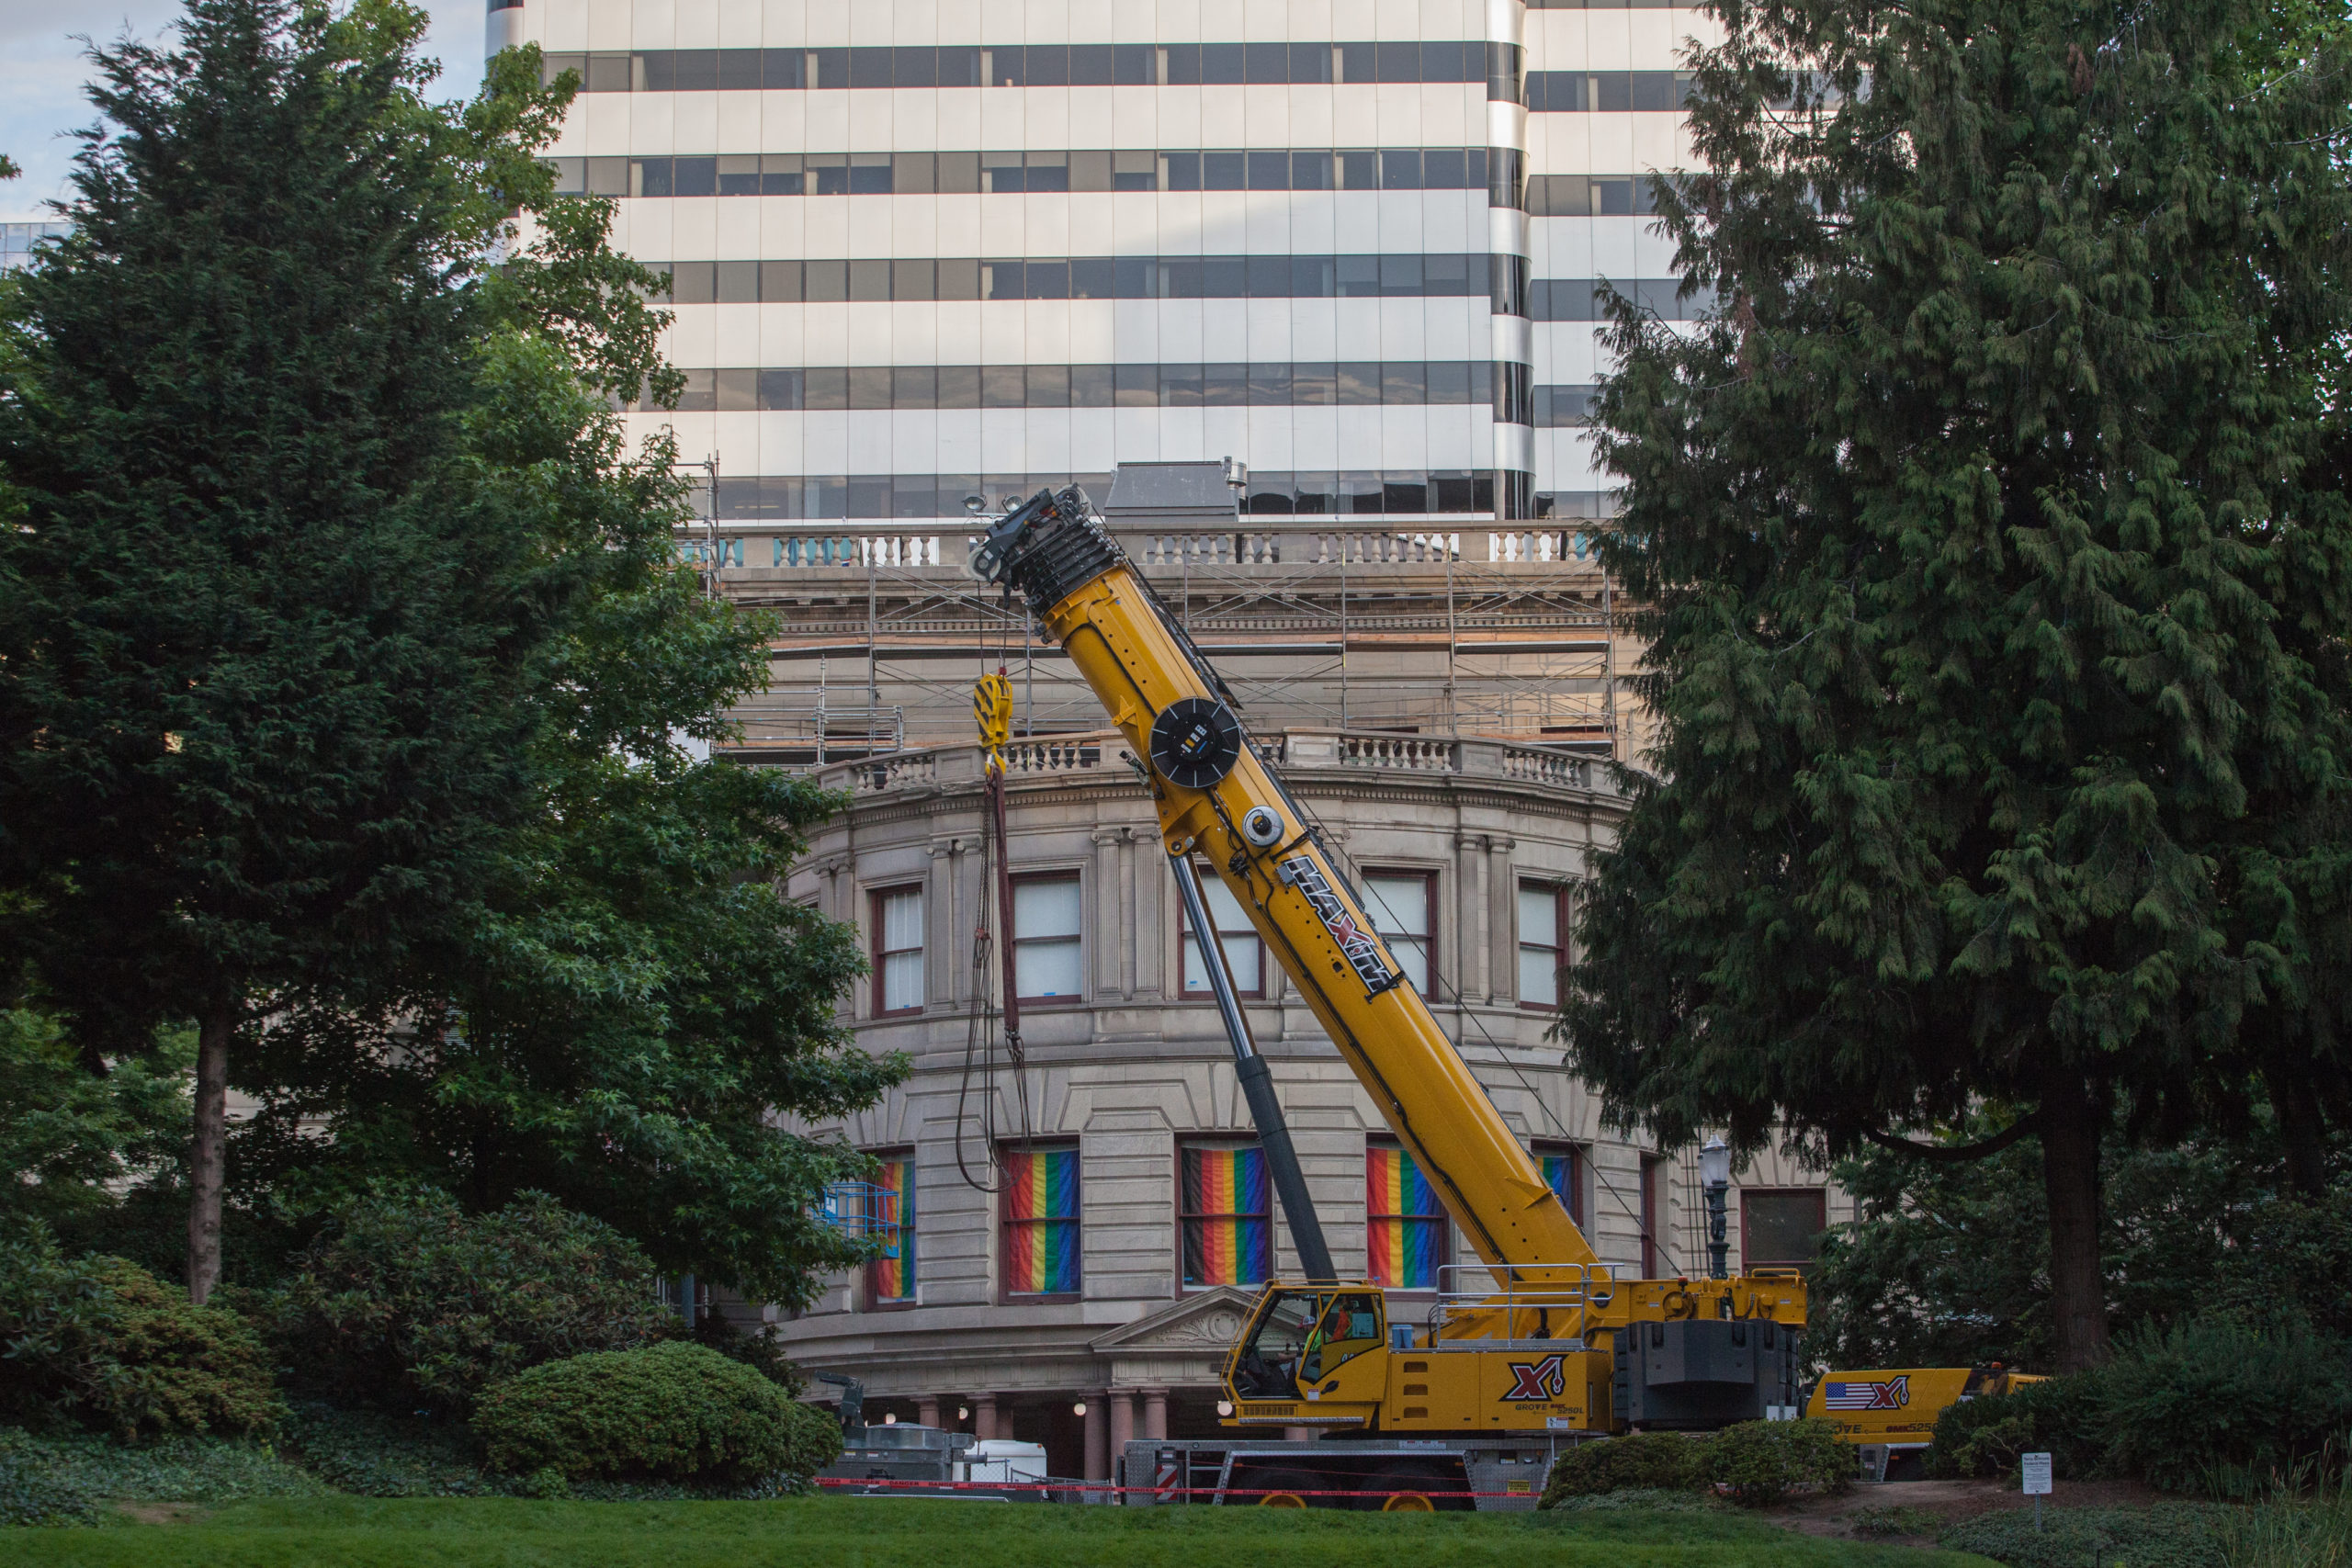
[7,1495,1997,1568]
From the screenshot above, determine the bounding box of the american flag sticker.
[1823,1375,1911,1411]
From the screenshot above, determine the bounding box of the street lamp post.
[1702,1136,1731,1280]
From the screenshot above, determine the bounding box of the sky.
[0,0,490,221]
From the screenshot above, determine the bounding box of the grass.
[3,1494,2001,1567]
[2216,1483,2352,1568]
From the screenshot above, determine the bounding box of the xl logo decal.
[1822,1375,1910,1412]
[1279,855,1398,992]
[1501,1353,1567,1403]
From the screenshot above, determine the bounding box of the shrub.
[472,1341,842,1484]
[0,1427,324,1509]
[2098,1316,2352,1496]
[0,1228,280,1440]
[692,1313,807,1394]
[1927,1374,2107,1483]
[1938,1505,2226,1568]
[279,1404,493,1497]
[1540,1432,1706,1505]
[0,1433,98,1527]
[272,1189,678,1416]
[1702,1418,1852,1507]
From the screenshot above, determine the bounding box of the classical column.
[1456,833,1488,1004]
[917,1394,941,1428]
[1116,827,1137,998]
[1083,1393,1109,1483]
[926,839,957,1009]
[1142,1387,1169,1440]
[1109,1389,1136,1456]
[973,1393,1000,1440]
[1487,834,1518,1005]
[1091,825,1124,998]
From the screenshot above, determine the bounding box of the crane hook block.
[1149,697,1243,789]
[973,672,1013,757]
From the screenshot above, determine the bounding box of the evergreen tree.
[0,0,572,1300]
[1565,0,2352,1368]
[232,208,898,1297]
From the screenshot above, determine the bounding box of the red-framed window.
[1362,870,1436,995]
[1011,873,1083,1002]
[1000,1142,1081,1299]
[1740,1188,1827,1273]
[1518,881,1569,1008]
[1180,867,1264,998]
[1179,1142,1274,1289]
[871,885,924,1015]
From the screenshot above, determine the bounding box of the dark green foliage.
[0,1010,188,1235]
[269,1190,677,1418]
[0,1230,280,1440]
[1564,0,2352,1372]
[0,0,891,1310]
[1925,1376,2106,1483]
[0,1427,324,1512]
[212,79,896,1309]
[0,0,563,1058]
[1540,1432,1708,1504]
[1845,1505,1943,1539]
[0,1434,99,1527]
[0,0,591,1299]
[471,1342,841,1484]
[692,1314,807,1394]
[1542,1423,1850,1510]
[1938,1506,2226,1568]
[2098,1318,2352,1496]
[1700,1420,1852,1508]
[278,1404,495,1498]
[1810,1122,2352,1371]
[1926,1320,2352,1495]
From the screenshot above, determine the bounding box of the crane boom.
[972,487,1596,1282]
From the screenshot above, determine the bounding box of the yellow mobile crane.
[969,487,1805,1509]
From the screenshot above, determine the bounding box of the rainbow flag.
[1182,1146,1272,1286]
[870,1157,914,1302]
[1002,1146,1080,1294]
[1541,1152,1577,1223]
[1366,1145,1446,1288]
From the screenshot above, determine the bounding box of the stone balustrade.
[813,728,1606,797]
[688,517,1607,580]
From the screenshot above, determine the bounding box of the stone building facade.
[767,720,1840,1479]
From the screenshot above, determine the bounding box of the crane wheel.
[1258,1491,1306,1508]
[1381,1492,1435,1512]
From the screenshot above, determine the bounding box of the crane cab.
[1221,1279,1611,1438]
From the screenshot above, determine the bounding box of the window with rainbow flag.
[1180,1144,1273,1288]
[1000,1144,1081,1296]
[1365,1143,1449,1289]
[867,1155,915,1305]
[1537,1145,1582,1231]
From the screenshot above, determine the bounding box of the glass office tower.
[488,0,1705,525]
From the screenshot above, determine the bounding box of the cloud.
[0,0,492,221]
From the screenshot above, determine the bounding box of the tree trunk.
[2039,1079,2109,1371]
[187,1004,233,1305]
[2268,1066,2328,1200]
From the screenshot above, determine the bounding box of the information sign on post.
[2022,1451,2052,1530]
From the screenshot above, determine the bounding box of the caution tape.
[815,1475,1539,1501]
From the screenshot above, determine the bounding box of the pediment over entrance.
[1091,1286,1258,1355]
